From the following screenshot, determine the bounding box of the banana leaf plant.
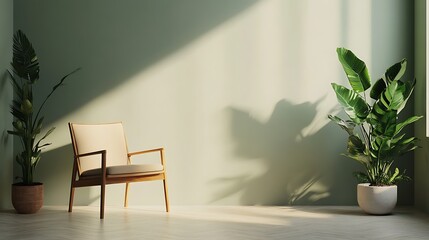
[329,47,422,186]
[7,30,79,185]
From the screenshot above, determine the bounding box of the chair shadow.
[35,144,98,206]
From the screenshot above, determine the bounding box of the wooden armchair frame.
[68,122,169,219]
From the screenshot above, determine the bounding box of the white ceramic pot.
[357,183,397,215]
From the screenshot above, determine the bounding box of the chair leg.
[69,162,78,213]
[124,182,130,208]
[68,187,75,212]
[163,178,170,212]
[100,183,106,219]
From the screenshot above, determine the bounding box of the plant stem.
[32,68,80,129]
[360,125,370,151]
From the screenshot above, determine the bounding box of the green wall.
[414,0,429,213]
[12,0,416,207]
[0,0,13,210]
[370,0,415,204]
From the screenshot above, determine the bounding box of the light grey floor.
[1,206,429,240]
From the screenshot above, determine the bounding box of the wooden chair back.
[69,122,130,175]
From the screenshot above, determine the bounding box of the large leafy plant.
[329,47,422,186]
[7,30,79,185]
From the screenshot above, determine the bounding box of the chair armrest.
[128,147,166,166]
[76,150,107,158]
[75,150,107,177]
[128,147,164,157]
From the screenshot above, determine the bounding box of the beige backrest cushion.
[70,123,129,174]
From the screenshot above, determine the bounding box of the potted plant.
[7,30,79,213]
[329,47,422,215]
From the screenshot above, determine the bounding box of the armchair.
[68,122,169,219]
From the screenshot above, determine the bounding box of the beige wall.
[414,0,429,213]
[13,0,415,206]
[0,0,13,210]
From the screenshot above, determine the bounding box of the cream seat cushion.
[81,164,164,177]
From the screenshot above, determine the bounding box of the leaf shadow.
[211,99,357,205]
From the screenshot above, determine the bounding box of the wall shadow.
[11,0,260,206]
[212,99,358,205]
[35,144,97,205]
[0,71,13,209]
[13,0,259,125]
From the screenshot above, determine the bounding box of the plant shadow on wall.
[212,99,357,205]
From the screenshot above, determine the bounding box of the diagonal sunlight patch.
[39,0,373,206]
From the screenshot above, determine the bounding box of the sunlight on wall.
[299,0,372,139]
[39,0,403,206]
[48,0,374,151]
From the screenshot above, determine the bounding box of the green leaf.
[384,81,406,110]
[342,153,370,165]
[37,143,52,149]
[328,115,356,135]
[397,79,416,113]
[31,155,41,168]
[36,116,44,130]
[370,136,393,163]
[344,134,370,164]
[376,138,393,162]
[395,115,423,136]
[336,47,371,93]
[372,110,397,137]
[347,135,366,155]
[385,59,407,83]
[331,83,370,123]
[34,127,56,151]
[391,134,405,144]
[370,78,386,100]
[7,130,24,137]
[8,70,24,100]
[395,173,411,183]
[11,30,40,83]
[388,168,400,184]
[401,137,417,145]
[394,137,419,156]
[12,120,24,131]
[371,80,411,122]
[20,99,33,115]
